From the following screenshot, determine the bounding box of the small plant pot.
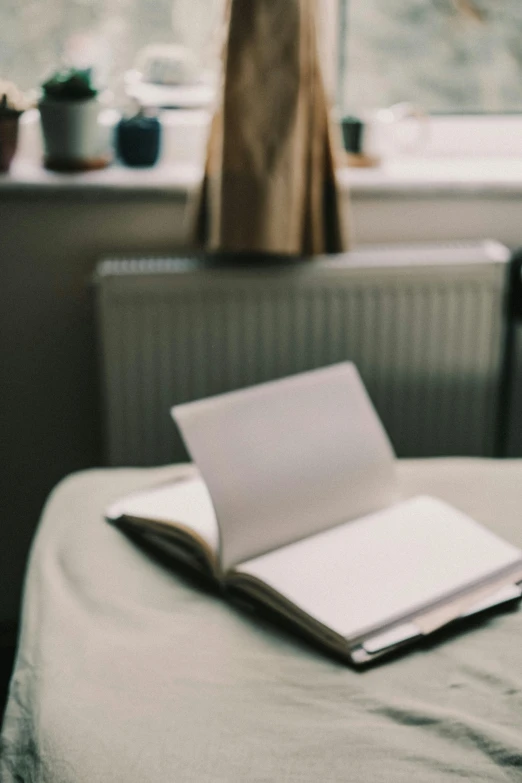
[0,113,21,173]
[116,114,161,167]
[38,96,111,171]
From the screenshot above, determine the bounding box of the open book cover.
[106,363,522,665]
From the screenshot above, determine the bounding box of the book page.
[106,476,219,553]
[173,363,397,571]
[233,496,522,642]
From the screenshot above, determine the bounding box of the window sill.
[340,157,522,198]
[0,158,200,199]
[6,108,522,200]
[3,156,522,200]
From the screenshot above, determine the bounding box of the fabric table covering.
[1,459,522,782]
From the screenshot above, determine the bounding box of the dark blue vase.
[116,113,161,167]
[341,116,364,154]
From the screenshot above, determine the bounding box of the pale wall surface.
[0,190,187,625]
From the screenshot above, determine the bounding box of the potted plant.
[0,79,30,173]
[38,68,112,171]
[116,103,162,167]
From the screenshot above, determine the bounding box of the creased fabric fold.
[193,0,347,256]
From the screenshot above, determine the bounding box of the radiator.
[95,241,510,466]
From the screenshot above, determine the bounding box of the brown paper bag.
[193,0,347,256]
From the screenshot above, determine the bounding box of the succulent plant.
[0,79,30,116]
[41,68,98,101]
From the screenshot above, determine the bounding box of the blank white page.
[172,363,397,571]
[106,476,219,552]
[235,496,522,642]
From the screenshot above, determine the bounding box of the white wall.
[350,194,522,247]
[0,190,187,626]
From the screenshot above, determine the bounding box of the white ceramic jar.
[38,95,112,170]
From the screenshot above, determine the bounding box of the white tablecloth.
[2,459,522,782]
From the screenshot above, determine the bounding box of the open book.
[106,364,522,664]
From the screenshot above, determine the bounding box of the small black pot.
[341,116,364,154]
[116,113,161,167]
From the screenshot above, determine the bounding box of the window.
[338,0,522,114]
[5,1,522,116]
[0,0,223,98]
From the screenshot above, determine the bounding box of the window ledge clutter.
[0,67,166,175]
[5,104,522,201]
